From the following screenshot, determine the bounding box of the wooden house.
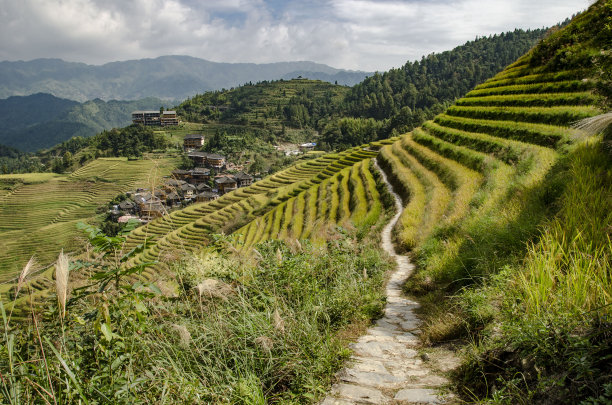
[160,111,179,126]
[196,183,212,192]
[171,169,190,181]
[234,172,254,188]
[166,192,181,207]
[215,176,237,195]
[196,191,219,202]
[183,134,204,150]
[181,183,197,199]
[189,167,211,184]
[206,153,226,169]
[187,152,208,166]
[118,200,136,214]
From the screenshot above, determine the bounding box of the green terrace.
[377,42,601,278]
[120,143,387,277]
[0,157,177,318]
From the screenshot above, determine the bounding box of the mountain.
[0,56,371,102]
[0,93,166,152]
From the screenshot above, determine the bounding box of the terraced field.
[0,158,177,298]
[378,56,600,254]
[234,158,385,248]
[121,142,395,277]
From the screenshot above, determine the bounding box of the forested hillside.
[177,78,347,131]
[0,94,167,152]
[320,27,556,149]
[176,28,554,152]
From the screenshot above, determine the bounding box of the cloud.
[0,0,592,71]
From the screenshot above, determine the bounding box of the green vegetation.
[172,30,557,153]
[0,93,167,152]
[0,157,177,318]
[0,2,610,403]
[178,79,347,132]
[316,27,554,150]
[0,204,393,403]
[120,144,381,279]
[235,159,384,248]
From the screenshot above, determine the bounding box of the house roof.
[184,134,204,140]
[172,169,190,175]
[188,151,208,157]
[166,179,186,187]
[215,176,237,184]
[181,183,196,191]
[167,192,180,200]
[118,201,135,210]
[142,202,165,211]
[207,153,225,160]
[198,191,217,198]
[191,167,211,175]
[234,172,253,180]
[132,110,159,114]
[196,183,212,191]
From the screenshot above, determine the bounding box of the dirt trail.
[320,160,459,404]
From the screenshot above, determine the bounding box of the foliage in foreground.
[0,224,393,404]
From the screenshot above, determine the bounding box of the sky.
[0,0,592,72]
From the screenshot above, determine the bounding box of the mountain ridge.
[0,56,371,102]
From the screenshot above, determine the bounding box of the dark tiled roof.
[198,191,217,198]
[196,183,212,191]
[215,176,237,184]
[234,172,253,180]
[166,179,186,187]
[119,201,135,210]
[191,168,211,175]
[184,134,204,140]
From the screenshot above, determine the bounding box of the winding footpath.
[321,160,458,405]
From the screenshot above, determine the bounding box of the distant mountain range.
[0,56,371,102]
[0,93,166,152]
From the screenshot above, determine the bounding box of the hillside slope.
[0,94,167,152]
[0,157,177,284]
[119,142,392,277]
[374,1,610,402]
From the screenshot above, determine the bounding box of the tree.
[62,151,73,169]
[249,155,266,174]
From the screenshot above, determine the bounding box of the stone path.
[320,160,458,405]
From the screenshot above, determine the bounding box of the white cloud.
[0,0,592,71]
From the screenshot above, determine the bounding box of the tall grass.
[515,140,612,317]
[0,223,395,403]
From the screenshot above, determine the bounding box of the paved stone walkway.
[320,160,457,405]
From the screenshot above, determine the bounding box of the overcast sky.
[0,0,591,72]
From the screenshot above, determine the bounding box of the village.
[108,133,259,224]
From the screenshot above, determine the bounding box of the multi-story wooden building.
[183,134,204,149]
[131,110,179,126]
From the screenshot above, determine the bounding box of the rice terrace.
[0,0,610,403]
